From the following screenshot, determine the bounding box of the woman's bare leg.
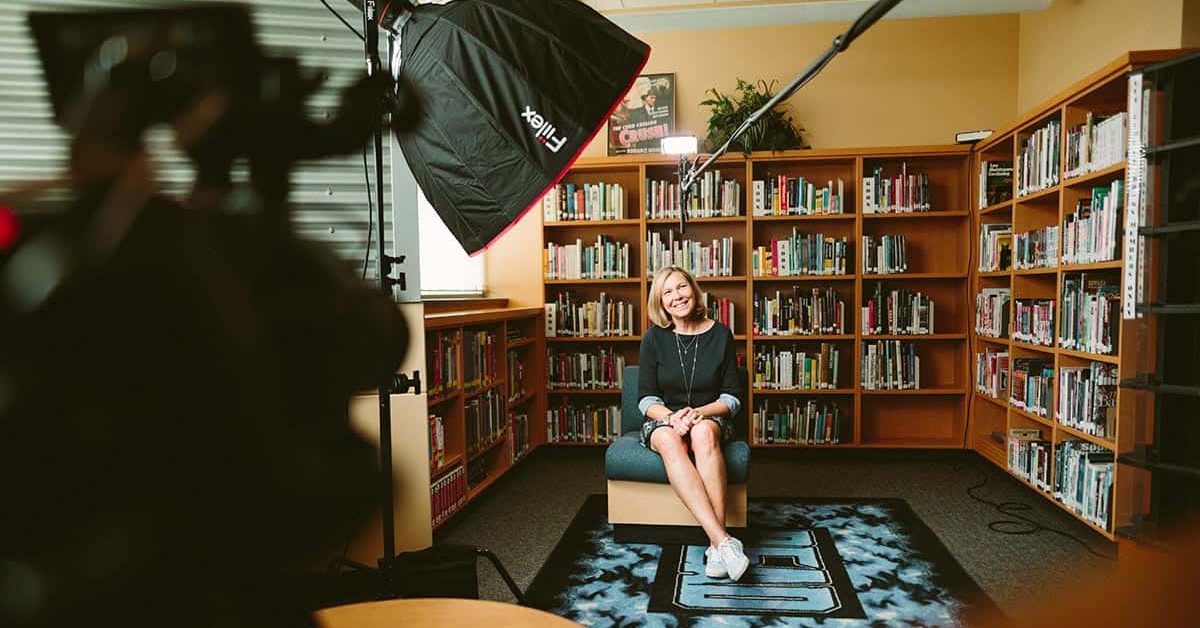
[651,428,727,547]
[690,420,727,528]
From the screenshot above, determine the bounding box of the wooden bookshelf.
[423,307,544,530]
[542,145,972,450]
[967,50,1190,541]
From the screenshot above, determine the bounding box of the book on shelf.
[546,346,625,389]
[1057,362,1118,439]
[544,235,632,280]
[752,286,846,336]
[510,411,531,463]
[975,288,1010,339]
[1061,180,1123,265]
[544,291,635,337]
[546,402,620,444]
[978,223,1012,271]
[465,389,504,455]
[862,283,935,335]
[646,170,741,220]
[754,398,841,445]
[1017,119,1062,197]
[861,234,907,274]
[978,160,1013,208]
[751,229,848,277]
[862,163,931,213]
[1059,274,1120,355]
[429,413,447,469]
[860,339,919,390]
[703,293,735,330]
[431,465,467,527]
[1013,298,1055,346]
[646,230,734,277]
[1053,440,1114,530]
[1013,225,1059,270]
[1065,112,1126,178]
[751,175,845,216]
[542,181,626,222]
[975,347,1009,398]
[1008,428,1052,490]
[752,343,841,390]
[1009,357,1053,417]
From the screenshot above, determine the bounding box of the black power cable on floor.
[954,463,1116,561]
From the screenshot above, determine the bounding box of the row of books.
[1064,112,1126,179]
[978,160,1013,208]
[431,465,467,528]
[542,182,627,222]
[751,343,841,390]
[861,285,935,335]
[466,457,490,490]
[427,330,460,397]
[1056,362,1118,439]
[752,287,846,336]
[462,329,498,391]
[465,389,505,456]
[544,293,636,337]
[978,223,1012,272]
[862,164,931,213]
[1008,427,1053,491]
[751,176,847,216]
[705,294,736,330]
[975,348,1009,399]
[1014,225,1059,270]
[429,413,448,471]
[1059,274,1119,355]
[645,172,742,220]
[506,351,527,402]
[753,399,843,445]
[1010,358,1053,417]
[1013,298,1055,346]
[546,403,621,444]
[751,231,850,277]
[975,288,1010,339]
[861,340,920,390]
[646,231,735,278]
[1018,119,1061,197]
[546,347,626,390]
[1061,181,1122,265]
[1054,439,1114,530]
[543,236,632,280]
[510,411,532,464]
[861,234,908,274]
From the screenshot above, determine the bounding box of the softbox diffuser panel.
[397,0,649,254]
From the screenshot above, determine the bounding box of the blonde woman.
[638,266,749,581]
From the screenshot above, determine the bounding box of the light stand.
[674,0,905,230]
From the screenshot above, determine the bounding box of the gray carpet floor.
[435,447,1119,619]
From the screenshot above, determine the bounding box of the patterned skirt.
[639,415,735,449]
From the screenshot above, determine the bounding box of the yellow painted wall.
[486,13,1022,306]
[1018,0,1185,113]
[1184,0,1200,47]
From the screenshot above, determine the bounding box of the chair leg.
[472,547,525,605]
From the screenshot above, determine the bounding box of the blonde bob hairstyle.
[646,266,708,328]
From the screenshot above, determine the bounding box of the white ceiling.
[583,0,1052,32]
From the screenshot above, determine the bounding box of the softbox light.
[392,0,649,254]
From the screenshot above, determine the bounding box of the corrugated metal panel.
[0,0,387,274]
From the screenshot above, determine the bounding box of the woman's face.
[660,271,694,321]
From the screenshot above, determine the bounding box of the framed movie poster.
[608,73,675,156]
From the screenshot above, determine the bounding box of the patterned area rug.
[525,495,999,626]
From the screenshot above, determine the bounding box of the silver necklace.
[674,329,700,405]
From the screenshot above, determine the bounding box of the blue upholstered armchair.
[604,365,750,544]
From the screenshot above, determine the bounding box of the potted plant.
[700,78,807,154]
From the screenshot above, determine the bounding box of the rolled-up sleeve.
[638,395,665,417]
[718,393,741,417]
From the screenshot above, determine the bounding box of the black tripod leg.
[473,547,524,605]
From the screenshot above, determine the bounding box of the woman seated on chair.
[637,265,750,582]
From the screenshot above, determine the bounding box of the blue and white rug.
[524,495,999,626]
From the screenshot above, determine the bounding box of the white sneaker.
[716,536,749,582]
[704,546,727,578]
